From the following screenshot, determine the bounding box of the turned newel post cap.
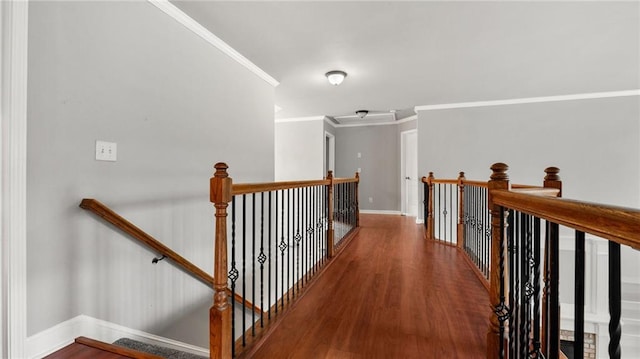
[355,172,360,180]
[214,162,229,178]
[211,162,231,204]
[458,171,465,179]
[490,163,509,181]
[544,166,560,181]
[327,170,333,179]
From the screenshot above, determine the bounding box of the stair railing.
[421,167,559,289]
[484,163,640,359]
[80,198,215,288]
[210,163,360,359]
[79,199,262,315]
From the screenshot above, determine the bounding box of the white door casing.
[401,130,418,217]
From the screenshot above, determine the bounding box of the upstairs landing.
[248,214,490,359]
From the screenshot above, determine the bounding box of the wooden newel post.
[327,170,335,258]
[487,163,509,359]
[544,166,562,197]
[355,172,360,228]
[426,172,435,240]
[457,172,466,249]
[210,163,233,359]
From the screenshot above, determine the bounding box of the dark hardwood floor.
[248,214,490,359]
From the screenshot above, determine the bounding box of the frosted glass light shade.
[325,70,347,86]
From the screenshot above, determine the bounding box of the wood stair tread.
[44,336,164,359]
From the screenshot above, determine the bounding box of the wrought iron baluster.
[449,183,453,244]
[258,192,265,328]
[575,230,585,359]
[287,188,292,303]
[423,180,429,231]
[268,191,273,320]
[251,193,256,337]
[519,212,530,359]
[242,194,247,346]
[438,183,442,240]
[495,207,510,359]
[229,197,238,358]
[609,241,622,359]
[531,217,543,358]
[548,221,560,359]
[508,210,518,359]
[279,190,286,310]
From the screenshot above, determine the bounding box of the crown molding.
[278,114,417,128]
[148,0,279,88]
[415,90,640,112]
[275,116,326,124]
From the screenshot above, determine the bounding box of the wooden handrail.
[231,177,357,195]
[491,190,640,250]
[80,198,214,287]
[510,187,561,197]
[232,179,329,195]
[79,198,262,314]
[333,177,359,184]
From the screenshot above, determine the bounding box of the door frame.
[324,131,335,177]
[1,1,29,357]
[400,129,418,217]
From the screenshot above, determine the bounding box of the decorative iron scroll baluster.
[293,188,302,297]
[438,183,441,240]
[609,241,622,359]
[258,193,265,329]
[496,207,509,359]
[268,191,272,320]
[274,190,279,314]
[251,193,256,337]
[531,217,543,358]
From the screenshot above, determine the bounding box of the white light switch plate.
[96,141,117,161]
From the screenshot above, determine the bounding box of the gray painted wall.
[275,120,324,180]
[416,95,640,310]
[27,1,274,346]
[335,125,399,211]
[417,96,639,206]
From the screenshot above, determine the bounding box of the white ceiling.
[172,1,639,121]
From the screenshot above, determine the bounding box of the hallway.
[247,214,490,359]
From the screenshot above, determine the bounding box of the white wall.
[27,1,274,348]
[275,119,324,180]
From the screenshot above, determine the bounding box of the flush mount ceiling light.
[325,70,347,86]
[355,110,368,118]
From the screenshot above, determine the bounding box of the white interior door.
[402,131,418,217]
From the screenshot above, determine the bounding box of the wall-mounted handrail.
[80,198,214,287]
[79,198,262,315]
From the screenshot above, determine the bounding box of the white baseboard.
[359,210,401,215]
[25,315,209,358]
